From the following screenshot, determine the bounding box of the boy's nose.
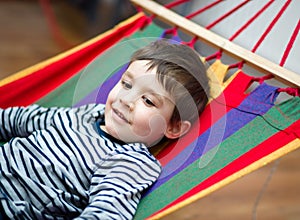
[120,96,135,111]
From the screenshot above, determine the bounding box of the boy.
[0,40,209,219]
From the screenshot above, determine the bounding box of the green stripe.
[134,97,300,219]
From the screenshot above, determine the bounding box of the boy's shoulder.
[72,103,105,117]
[116,143,162,171]
[76,103,105,111]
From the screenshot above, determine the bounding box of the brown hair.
[130,39,210,126]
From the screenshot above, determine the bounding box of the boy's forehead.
[124,60,156,81]
[126,60,152,73]
[123,70,164,92]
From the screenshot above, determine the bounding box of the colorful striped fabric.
[146,96,300,219]
[134,79,300,219]
[0,11,299,220]
[149,83,279,192]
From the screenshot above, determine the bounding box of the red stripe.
[151,120,300,218]
[0,15,148,108]
[157,72,253,165]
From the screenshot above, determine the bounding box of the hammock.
[0,0,299,219]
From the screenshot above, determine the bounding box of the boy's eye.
[121,80,132,89]
[142,96,155,107]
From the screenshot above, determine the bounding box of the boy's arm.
[76,150,161,220]
[0,104,65,141]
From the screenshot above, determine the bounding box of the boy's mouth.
[113,108,131,124]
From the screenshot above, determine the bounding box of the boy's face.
[103,60,175,146]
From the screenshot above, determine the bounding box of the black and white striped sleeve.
[0,104,66,141]
[76,150,161,220]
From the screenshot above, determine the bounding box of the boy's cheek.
[149,114,168,133]
[107,85,120,102]
[133,114,167,137]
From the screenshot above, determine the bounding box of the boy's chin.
[104,124,166,147]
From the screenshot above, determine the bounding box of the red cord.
[280,19,300,67]
[206,0,250,30]
[229,0,274,41]
[165,0,223,47]
[205,50,223,61]
[146,0,191,23]
[186,0,222,20]
[251,0,292,53]
[228,61,245,70]
[183,36,198,47]
[163,27,179,36]
[252,74,274,84]
[165,0,191,9]
[277,88,300,97]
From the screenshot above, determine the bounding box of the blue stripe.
[51,118,88,188]
[60,113,93,175]
[39,131,69,170]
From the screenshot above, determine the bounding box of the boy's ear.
[165,120,191,139]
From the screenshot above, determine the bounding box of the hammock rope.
[138,0,296,75]
[165,0,191,9]
[252,0,292,53]
[172,0,297,77]
[228,61,245,70]
[229,0,275,41]
[137,0,191,27]
[205,0,250,30]
[280,19,300,67]
[185,0,223,20]
[156,0,220,39]
[195,0,280,62]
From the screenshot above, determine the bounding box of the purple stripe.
[74,64,128,107]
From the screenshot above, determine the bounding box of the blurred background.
[0,0,136,78]
[0,1,299,219]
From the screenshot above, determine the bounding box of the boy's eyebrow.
[148,88,172,106]
[123,70,173,104]
[123,71,134,79]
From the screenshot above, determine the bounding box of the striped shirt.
[0,104,161,219]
